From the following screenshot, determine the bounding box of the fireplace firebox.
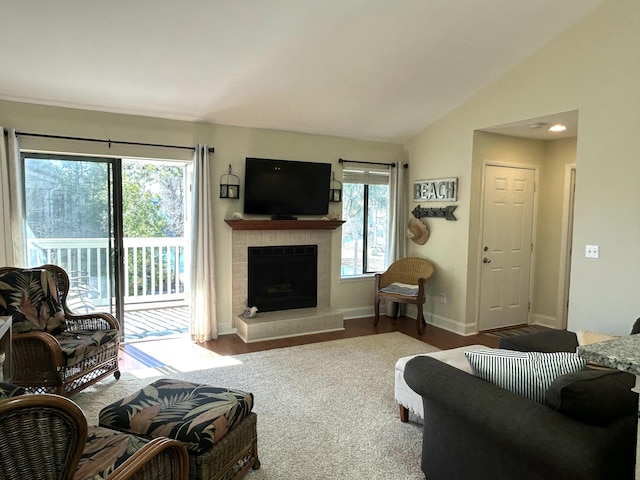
[247,245,317,312]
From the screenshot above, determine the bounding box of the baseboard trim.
[341,306,374,320]
[424,312,476,336]
[218,323,237,336]
[530,314,560,329]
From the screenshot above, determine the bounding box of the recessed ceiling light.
[528,122,548,129]
[548,124,567,132]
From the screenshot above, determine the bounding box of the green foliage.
[24,158,111,238]
[122,162,185,238]
[121,169,170,237]
[24,156,186,240]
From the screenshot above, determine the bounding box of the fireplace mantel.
[225,219,345,230]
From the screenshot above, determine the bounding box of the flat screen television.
[243,157,331,219]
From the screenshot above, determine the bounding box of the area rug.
[74,332,438,480]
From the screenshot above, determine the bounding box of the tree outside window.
[341,171,390,277]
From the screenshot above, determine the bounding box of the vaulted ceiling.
[0,0,604,143]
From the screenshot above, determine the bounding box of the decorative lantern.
[220,164,240,199]
[329,171,342,202]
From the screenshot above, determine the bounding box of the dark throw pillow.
[631,317,640,335]
[545,369,638,425]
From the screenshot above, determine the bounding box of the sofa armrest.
[404,356,636,480]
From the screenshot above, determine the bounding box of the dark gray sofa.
[404,330,638,480]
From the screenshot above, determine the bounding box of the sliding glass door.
[22,153,191,341]
[22,153,123,322]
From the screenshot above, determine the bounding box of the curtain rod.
[14,131,215,153]
[339,158,407,168]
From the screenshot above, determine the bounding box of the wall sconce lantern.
[220,164,240,199]
[329,171,342,202]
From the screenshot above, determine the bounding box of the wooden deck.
[123,305,189,342]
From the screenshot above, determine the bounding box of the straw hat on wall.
[407,217,429,245]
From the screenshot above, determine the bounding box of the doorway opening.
[474,110,578,332]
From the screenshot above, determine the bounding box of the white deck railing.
[31,237,187,306]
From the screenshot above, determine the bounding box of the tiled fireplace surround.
[230,227,344,342]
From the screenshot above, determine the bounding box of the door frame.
[20,152,126,326]
[557,163,576,330]
[476,160,539,332]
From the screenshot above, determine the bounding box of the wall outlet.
[585,245,599,259]
[440,293,447,304]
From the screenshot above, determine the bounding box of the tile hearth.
[236,307,344,343]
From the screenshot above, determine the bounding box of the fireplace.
[247,244,318,312]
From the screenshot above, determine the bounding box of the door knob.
[483,257,491,264]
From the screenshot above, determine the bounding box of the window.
[340,167,390,277]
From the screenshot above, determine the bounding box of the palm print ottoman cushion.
[98,379,254,453]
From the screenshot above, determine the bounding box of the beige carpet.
[74,332,438,480]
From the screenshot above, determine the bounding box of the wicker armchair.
[0,393,88,480]
[0,393,189,480]
[106,437,189,480]
[374,257,435,334]
[77,427,189,480]
[0,264,121,396]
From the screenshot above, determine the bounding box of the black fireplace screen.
[247,245,318,312]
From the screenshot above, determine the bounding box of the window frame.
[340,167,391,278]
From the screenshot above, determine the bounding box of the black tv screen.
[244,158,331,218]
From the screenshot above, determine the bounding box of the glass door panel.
[22,154,121,322]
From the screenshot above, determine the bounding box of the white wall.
[407,0,640,335]
[0,100,405,334]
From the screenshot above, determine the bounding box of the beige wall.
[2,0,637,337]
[408,0,640,335]
[0,100,405,334]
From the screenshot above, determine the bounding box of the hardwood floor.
[202,316,506,354]
[119,315,515,372]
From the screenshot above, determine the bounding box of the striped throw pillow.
[464,349,587,403]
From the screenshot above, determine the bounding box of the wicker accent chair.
[105,437,190,480]
[0,393,87,480]
[374,257,435,335]
[0,264,121,396]
[0,393,189,480]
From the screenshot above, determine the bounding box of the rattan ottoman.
[98,379,260,480]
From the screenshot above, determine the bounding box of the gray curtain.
[0,128,25,266]
[386,161,408,316]
[189,145,217,341]
[388,161,408,263]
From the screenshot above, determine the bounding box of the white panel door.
[479,165,535,330]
